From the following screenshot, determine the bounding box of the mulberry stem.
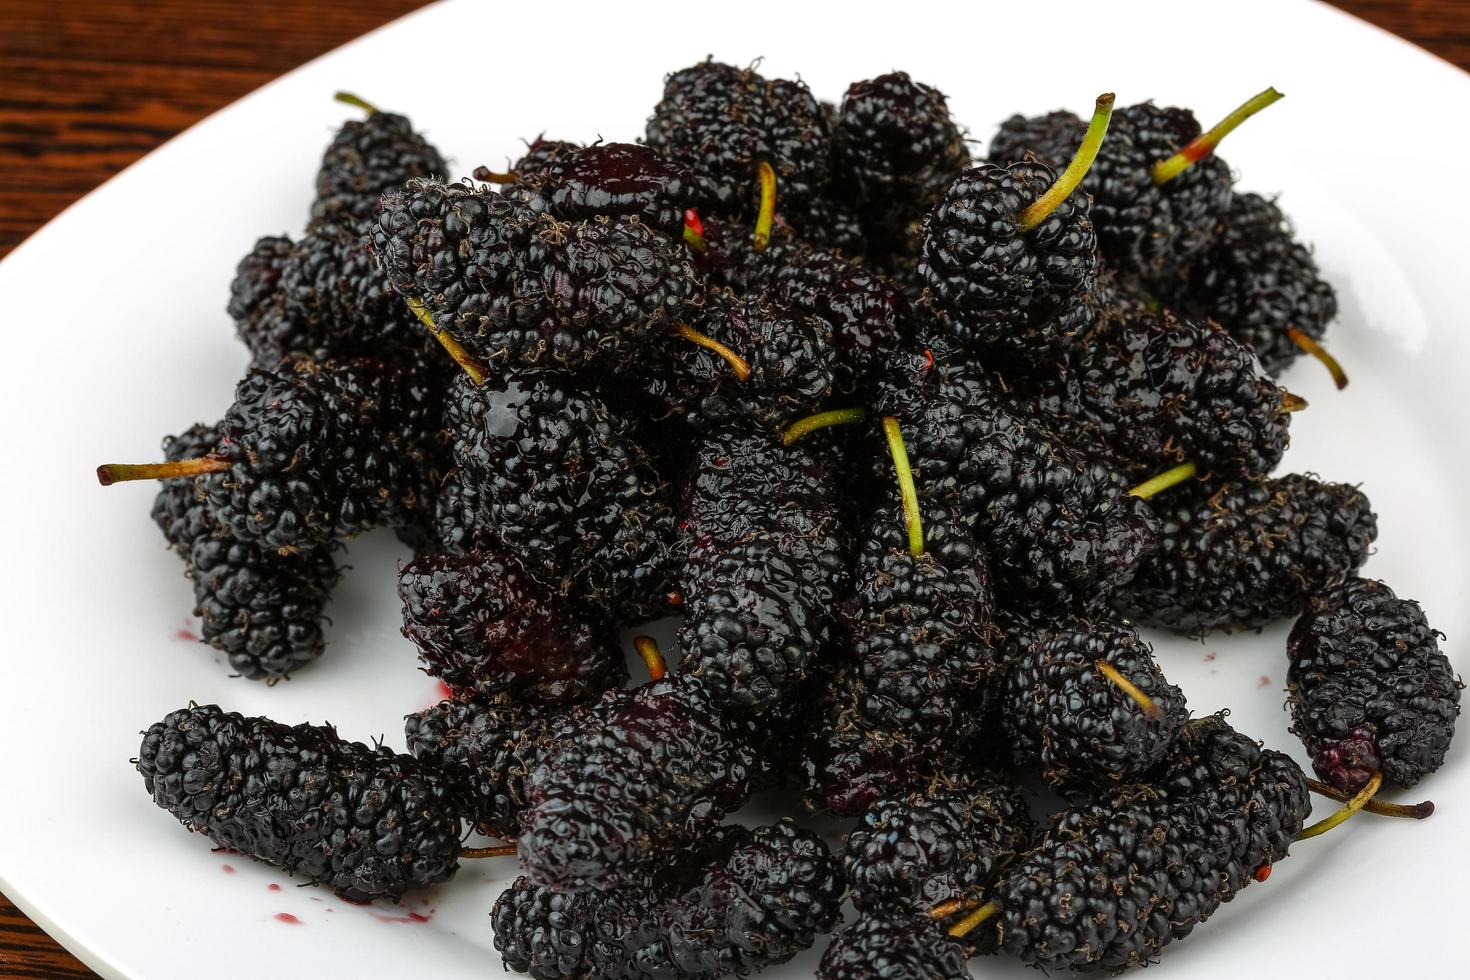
[881,416,924,558]
[1095,660,1163,719]
[471,165,518,184]
[97,456,231,486]
[672,323,751,380]
[1296,770,1383,840]
[633,635,668,681]
[1287,327,1349,389]
[405,298,489,384]
[927,897,978,920]
[333,91,380,114]
[1128,461,1197,500]
[1307,778,1433,819]
[753,160,777,251]
[1279,391,1308,413]
[783,407,867,445]
[1152,87,1284,184]
[459,844,518,859]
[948,900,999,937]
[1016,93,1114,232]
[683,208,707,253]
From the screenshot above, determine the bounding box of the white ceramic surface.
[2,0,1468,976]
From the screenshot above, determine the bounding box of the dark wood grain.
[0,1,1465,976]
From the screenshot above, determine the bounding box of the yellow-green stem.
[406,297,489,384]
[96,456,232,486]
[333,91,380,114]
[1128,462,1198,500]
[672,323,750,380]
[753,161,777,251]
[1296,771,1383,840]
[1016,93,1114,232]
[1287,327,1349,390]
[948,900,999,938]
[1152,87,1284,183]
[1095,660,1163,719]
[1306,778,1433,819]
[783,408,867,445]
[881,416,924,558]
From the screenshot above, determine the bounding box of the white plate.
[2,0,1468,976]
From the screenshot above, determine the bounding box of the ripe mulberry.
[843,779,1032,914]
[445,371,678,625]
[1003,617,1189,793]
[312,101,446,223]
[398,549,627,704]
[517,676,761,891]
[1169,191,1337,374]
[404,694,559,838]
[1016,308,1293,479]
[1116,473,1377,633]
[646,59,832,227]
[877,343,1157,611]
[493,820,843,977]
[374,179,701,375]
[137,704,461,902]
[1288,577,1461,791]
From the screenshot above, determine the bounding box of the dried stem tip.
[471,165,518,184]
[1279,391,1309,413]
[753,161,777,251]
[633,635,668,681]
[927,897,978,920]
[1296,770,1384,840]
[459,844,518,859]
[881,416,925,558]
[783,407,867,445]
[1307,778,1433,819]
[1128,461,1198,500]
[333,91,380,114]
[406,297,489,384]
[948,900,999,938]
[1095,660,1163,719]
[1016,92,1114,232]
[671,323,750,381]
[1288,327,1349,390]
[96,456,231,486]
[1152,87,1284,183]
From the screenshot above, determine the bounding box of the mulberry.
[137,704,461,902]
[1288,577,1461,791]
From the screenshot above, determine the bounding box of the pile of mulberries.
[102,66,1454,979]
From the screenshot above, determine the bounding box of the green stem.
[1152,87,1284,183]
[881,416,924,558]
[753,161,777,251]
[406,298,489,384]
[333,91,380,114]
[1016,93,1114,232]
[783,408,867,445]
[96,456,231,486]
[1288,327,1349,390]
[1296,771,1383,840]
[1128,461,1198,500]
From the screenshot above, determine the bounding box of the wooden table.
[0,0,1465,975]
